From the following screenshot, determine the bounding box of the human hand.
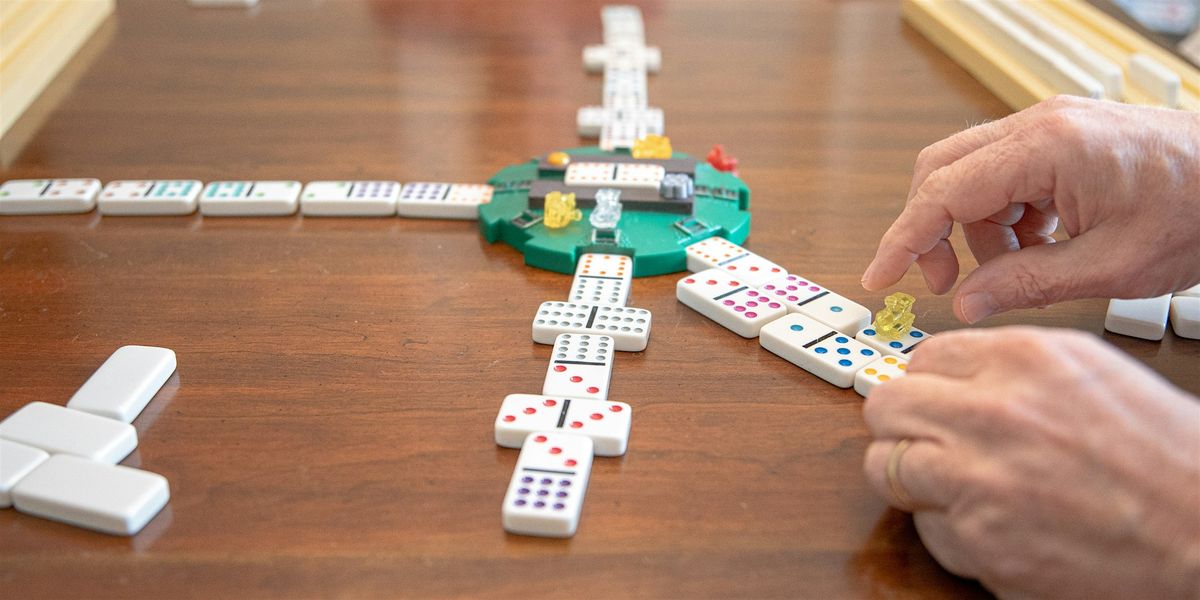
[861,96,1200,324]
[862,327,1200,599]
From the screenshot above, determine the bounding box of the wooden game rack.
[902,0,1200,112]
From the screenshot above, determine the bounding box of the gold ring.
[886,438,916,511]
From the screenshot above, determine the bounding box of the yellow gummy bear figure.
[873,292,916,340]
[543,191,581,229]
[631,134,672,160]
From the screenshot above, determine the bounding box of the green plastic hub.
[478,146,752,278]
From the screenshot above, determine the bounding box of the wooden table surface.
[2,1,1196,598]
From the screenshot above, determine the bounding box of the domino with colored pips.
[0,179,100,214]
[11,454,169,536]
[685,237,787,287]
[199,181,301,216]
[569,253,632,306]
[757,274,871,335]
[676,268,786,338]
[1105,295,1171,340]
[494,394,631,456]
[759,313,882,388]
[0,440,48,508]
[0,402,137,465]
[66,345,176,423]
[395,182,492,219]
[543,334,614,401]
[855,326,932,358]
[300,181,400,217]
[98,180,201,215]
[501,432,593,538]
[533,301,651,352]
[854,355,909,398]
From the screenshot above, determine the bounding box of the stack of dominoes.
[1106,285,1200,341]
[676,237,932,397]
[493,253,647,537]
[0,346,175,536]
[0,179,494,219]
[577,6,664,151]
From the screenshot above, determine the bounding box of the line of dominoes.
[576,6,665,151]
[0,346,176,536]
[0,179,494,219]
[677,236,934,398]
[1105,284,1200,341]
[495,252,644,537]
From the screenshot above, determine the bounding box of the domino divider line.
[0,345,175,536]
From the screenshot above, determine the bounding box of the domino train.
[0,179,494,219]
[675,237,924,396]
[0,346,176,535]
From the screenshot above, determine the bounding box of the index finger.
[862,127,1057,291]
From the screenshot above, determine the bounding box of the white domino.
[543,333,614,401]
[300,181,400,217]
[854,355,909,398]
[759,313,883,388]
[1105,295,1171,340]
[12,454,169,536]
[0,179,100,214]
[1,440,49,508]
[564,162,617,186]
[502,432,593,538]
[684,237,787,287]
[676,269,787,338]
[1129,53,1182,108]
[569,253,632,306]
[855,325,932,358]
[613,163,665,189]
[0,402,137,465]
[1170,296,1200,339]
[66,345,176,423]
[494,394,631,457]
[98,180,202,215]
[395,182,491,219]
[757,274,871,334]
[533,301,651,352]
[199,181,300,216]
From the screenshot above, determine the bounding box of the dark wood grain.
[1,1,1196,598]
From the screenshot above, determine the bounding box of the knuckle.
[1008,261,1058,307]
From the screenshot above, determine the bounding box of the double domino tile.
[533,301,651,352]
[0,345,175,535]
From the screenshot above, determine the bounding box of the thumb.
[953,236,1109,324]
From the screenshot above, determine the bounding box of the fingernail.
[960,292,999,324]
